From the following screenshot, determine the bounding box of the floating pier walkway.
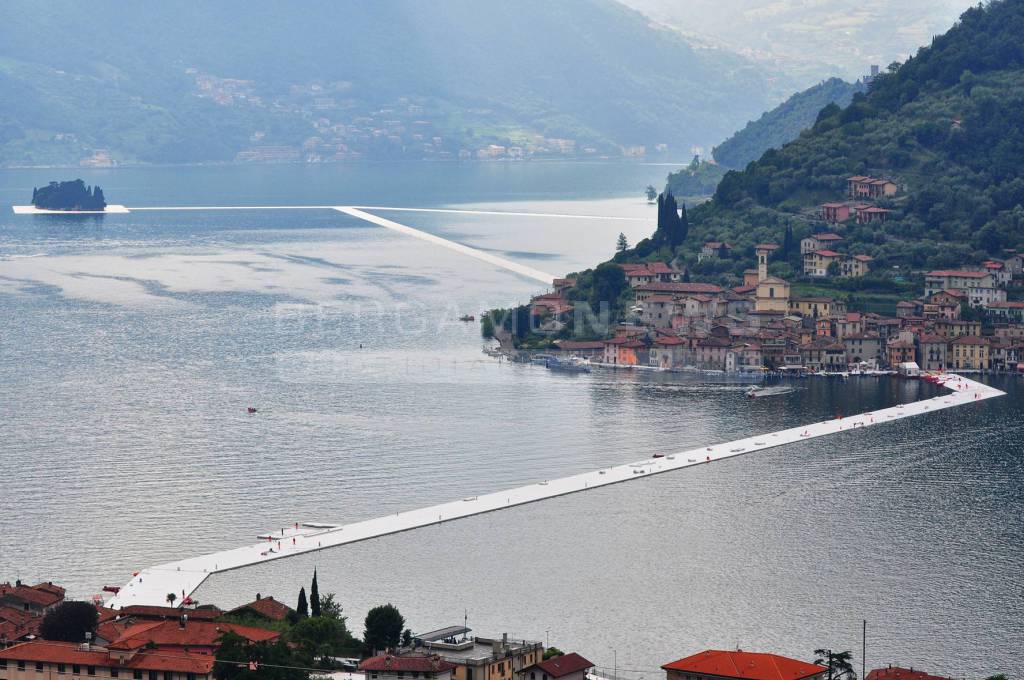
[107,374,1003,608]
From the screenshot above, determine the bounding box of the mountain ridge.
[0,0,791,166]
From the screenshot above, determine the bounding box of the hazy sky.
[619,0,976,83]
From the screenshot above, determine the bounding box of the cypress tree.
[783,225,793,258]
[676,202,689,247]
[310,570,321,617]
[296,586,309,619]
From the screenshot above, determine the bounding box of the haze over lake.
[1,162,1021,678]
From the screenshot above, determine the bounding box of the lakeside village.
[0,579,1000,680]
[497,177,1024,378]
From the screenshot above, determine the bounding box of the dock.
[106,373,1002,608]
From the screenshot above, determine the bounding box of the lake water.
[0,162,1021,679]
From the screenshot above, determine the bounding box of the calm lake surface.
[0,162,1021,678]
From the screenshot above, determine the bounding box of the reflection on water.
[1,164,1021,678]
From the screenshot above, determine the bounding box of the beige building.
[755,276,790,313]
[412,629,543,680]
[841,254,873,277]
[950,336,990,370]
[789,296,839,318]
[803,249,842,277]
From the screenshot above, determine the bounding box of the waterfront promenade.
[106,373,1002,608]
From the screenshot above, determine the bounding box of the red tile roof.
[865,667,952,680]
[812,250,841,257]
[812,233,843,241]
[951,335,989,345]
[0,583,64,608]
[662,650,826,680]
[554,340,606,350]
[525,653,594,678]
[227,596,293,621]
[360,655,457,673]
[654,336,686,346]
[754,243,779,250]
[639,282,723,294]
[0,641,215,675]
[108,619,279,651]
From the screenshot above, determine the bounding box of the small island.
[32,179,107,211]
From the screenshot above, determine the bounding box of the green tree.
[215,632,309,680]
[543,648,564,661]
[645,185,657,202]
[167,593,177,607]
[589,262,627,311]
[812,649,856,680]
[289,613,360,660]
[363,604,405,654]
[309,571,320,618]
[616,232,629,252]
[296,587,309,619]
[39,602,99,643]
[318,593,343,620]
[783,225,794,258]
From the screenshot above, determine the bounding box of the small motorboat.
[545,356,592,373]
[747,385,796,398]
[459,315,475,322]
[247,406,258,414]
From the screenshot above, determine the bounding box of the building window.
[18,662,26,672]
[36,662,45,673]
[88,668,96,677]
[0,659,7,669]
[149,672,158,680]
[72,665,80,675]
[58,664,66,674]
[111,669,119,679]
[133,672,142,680]
[164,673,172,680]
[186,675,196,680]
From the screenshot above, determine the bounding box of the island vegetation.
[32,179,107,211]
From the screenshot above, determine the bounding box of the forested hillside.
[0,0,788,166]
[670,0,1024,275]
[712,78,865,169]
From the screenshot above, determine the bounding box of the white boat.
[746,385,797,398]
